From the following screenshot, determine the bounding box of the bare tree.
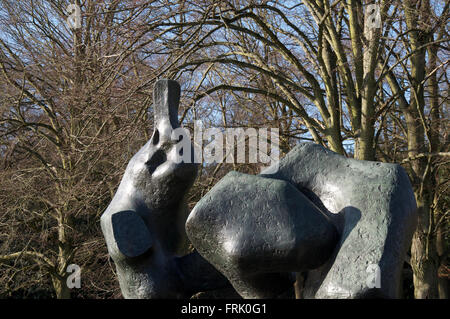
[160,0,450,298]
[0,0,187,298]
[0,0,448,299]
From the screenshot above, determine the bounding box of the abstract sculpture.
[186,171,338,298]
[101,79,418,299]
[100,79,228,298]
[189,143,418,298]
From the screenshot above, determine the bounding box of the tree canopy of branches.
[0,0,448,299]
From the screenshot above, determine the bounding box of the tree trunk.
[52,275,71,299]
[403,0,440,298]
[410,197,439,298]
[436,223,449,299]
[294,272,305,299]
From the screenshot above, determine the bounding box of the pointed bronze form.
[101,79,229,298]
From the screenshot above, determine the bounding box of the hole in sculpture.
[146,149,166,174]
[152,129,160,145]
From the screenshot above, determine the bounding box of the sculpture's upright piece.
[100,79,228,298]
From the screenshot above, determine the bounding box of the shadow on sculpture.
[101,79,418,299]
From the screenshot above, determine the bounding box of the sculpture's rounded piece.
[186,171,339,298]
[261,143,418,299]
